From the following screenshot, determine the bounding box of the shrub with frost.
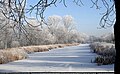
[94,55,115,66]
[90,42,116,65]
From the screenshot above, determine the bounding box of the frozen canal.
[0,44,114,72]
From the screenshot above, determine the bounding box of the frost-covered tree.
[0,6,14,49]
[41,28,56,44]
[88,36,102,43]
[47,15,87,44]
[47,15,78,44]
[101,33,114,43]
[63,15,75,32]
[68,30,88,43]
[24,20,41,45]
[47,15,62,35]
[54,26,67,43]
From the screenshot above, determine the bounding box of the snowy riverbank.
[0,44,114,72]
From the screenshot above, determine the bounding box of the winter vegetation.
[0,44,114,72]
[0,13,88,64]
[0,43,79,64]
[0,0,115,72]
[101,33,114,43]
[1,1,76,65]
[90,42,116,65]
[0,13,115,65]
[0,14,88,49]
[87,33,114,43]
[0,12,115,66]
[0,49,27,64]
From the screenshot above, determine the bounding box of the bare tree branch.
[73,0,84,6]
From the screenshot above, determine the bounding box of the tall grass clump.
[90,42,116,65]
[0,48,27,64]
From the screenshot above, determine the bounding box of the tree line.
[0,14,88,49]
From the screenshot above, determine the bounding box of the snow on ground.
[0,44,114,72]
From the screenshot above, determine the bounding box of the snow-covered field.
[0,44,114,72]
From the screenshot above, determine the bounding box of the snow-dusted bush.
[90,42,116,65]
[90,42,101,52]
[90,42,115,54]
[98,46,116,56]
[94,55,115,66]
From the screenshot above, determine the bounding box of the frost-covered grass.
[20,46,49,54]
[0,43,79,64]
[90,42,116,65]
[0,49,27,64]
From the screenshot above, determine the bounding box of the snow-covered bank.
[0,44,114,72]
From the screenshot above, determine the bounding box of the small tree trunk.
[4,40,8,49]
[4,29,8,49]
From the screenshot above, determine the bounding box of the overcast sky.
[26,0,114,37]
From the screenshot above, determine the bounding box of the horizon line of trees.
[0,14,89,49]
